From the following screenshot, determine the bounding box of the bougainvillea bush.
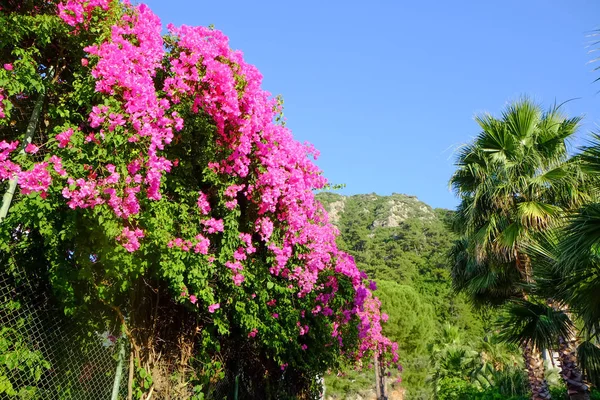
[0,0,398,397]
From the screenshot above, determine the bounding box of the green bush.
[0,301,50,398]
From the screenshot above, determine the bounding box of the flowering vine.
[0,0,400,386]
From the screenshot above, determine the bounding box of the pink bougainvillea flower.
[25,143,39,154]
[232,273,245,286]
[208,303,220,313]
[189,295,197,304]
[55,128,74,148]
[197,191,211,214]
[18,163,51,195]
[3,64,13,71]
[117,227,144,252]
[225,199,237,210]
[0,90,6,119]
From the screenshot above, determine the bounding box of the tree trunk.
[374,353,388,400]
[522,341,551,400]
[557,335,590,400]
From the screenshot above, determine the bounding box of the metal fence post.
[234,373,239,400]
[111,337,127,400]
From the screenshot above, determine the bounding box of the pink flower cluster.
[0,89,6,119]
[168,234,210,254]
[117,226,144,252]
[57,0,110,27]
[82,3,177,201]
[0,141,20,180]
[225,260,245,286]
[163,24,398,363]
[353,289,399,363]
[197,191,211,214]
[201,218,224,234]
[1,0,399,366]
[0,139,69,198]
[42,0,181,246]
[62,177,103,209]
[24,143,39,154]
[296,321,309,336]
[55,128,75,148]
[224,183,244,208]
[18,163,51,196]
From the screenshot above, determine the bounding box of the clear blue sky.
[142,0,600,209]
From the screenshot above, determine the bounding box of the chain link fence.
[0,265,324,399]
[0,267,128,399]
[0,267,255,400]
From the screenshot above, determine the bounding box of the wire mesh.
[0,267,129,399]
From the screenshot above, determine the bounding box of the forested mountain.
[317,192,475,330]
[317,193,487,399]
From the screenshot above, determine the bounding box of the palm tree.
[524,231,595,400]
[449,98,589,399]
[555,134,600,390]
[430,324,490,396]
[430,323,530,398]
[557,135,600,324]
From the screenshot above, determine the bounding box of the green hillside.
[317,193,549,400]
[317,193,481,399]
[318,192,476,330]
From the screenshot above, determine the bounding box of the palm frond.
[579,133,600,176]
[448,238,522,306]
[559,202,600,271]
[495,221,521,259]
[560,261,600,328]
[577,339,600,387]
[522,230,570,302]
[502,98,541,140]
[587,28,600,85]
[498,299,573,351]
[517,201,562,229]
[530,166,567,186]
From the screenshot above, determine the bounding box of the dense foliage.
[0,1,397,397]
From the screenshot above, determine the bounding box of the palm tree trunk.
[521,340,552,400]
[557,334,589,400]
[549,301,590,400]
[517,269,551,400]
